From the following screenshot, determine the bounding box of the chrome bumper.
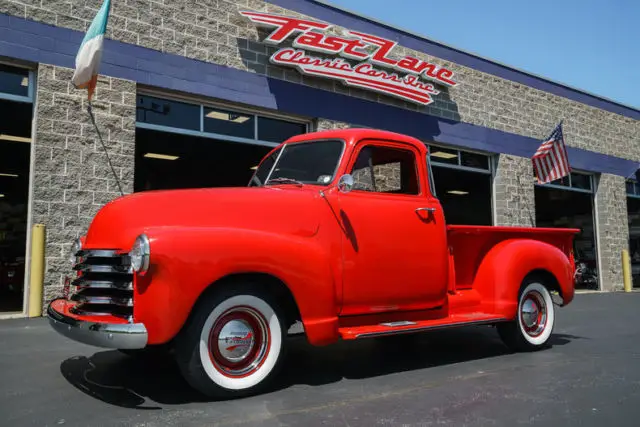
[47,299,148,349]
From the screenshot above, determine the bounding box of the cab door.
[337,139,449,316]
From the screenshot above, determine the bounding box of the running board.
[338,313,508,340]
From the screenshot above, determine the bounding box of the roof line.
[302,0,640,114]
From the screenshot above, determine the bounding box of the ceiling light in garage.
[0,134,31,143]
[144,152,180,160]
[447,190,469,195]
[21,77,29,87]
[250,165,258,170]
[0,173,18,177]
[206,110,251,123]
[0,194,4,198]
[431,151,457,159]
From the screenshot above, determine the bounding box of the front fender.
[473,239,575,318]
[133,227,338,346]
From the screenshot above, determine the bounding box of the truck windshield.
[250,139,344,186]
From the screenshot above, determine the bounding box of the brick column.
[32,64,136,306]
[493,154,536,227]
[594,174,629,291]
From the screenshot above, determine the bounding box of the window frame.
[626,179,640,199]
[427,142,493,175]
[0,62,34,104]
[534,170,595,194]
[345,139,423,198]
[135,91,311,148]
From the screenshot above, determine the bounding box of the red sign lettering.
[240,11,458,105]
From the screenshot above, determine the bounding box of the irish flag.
[71,0,111,101]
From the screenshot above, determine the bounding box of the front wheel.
[497,279,555,352]
[174,286,287,399]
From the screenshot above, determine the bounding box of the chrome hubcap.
[217,319,255,363]
[208,307,270,377]
[521,298,539,328]
[520,290,547,337]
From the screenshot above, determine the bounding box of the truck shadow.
[58,327,582,409]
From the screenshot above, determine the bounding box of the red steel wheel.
[207,307,270,378]
[519,290,548,338]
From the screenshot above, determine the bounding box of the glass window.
[251,147,281,186]
[0,64,29,97]
[549,175,570,187]
[460,151,489,170]
[571,173,592,191]
[267,140,343,184]
[136,95,200,130]
[258,117,306,143]
[635,181,640,196]
[350,145,419,195]
[428,146,458,165]
[203,107,255,139]
[627,180,635,195]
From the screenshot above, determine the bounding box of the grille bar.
[69,249,133,321]
[73,279,133,291]
[72,295,134,307]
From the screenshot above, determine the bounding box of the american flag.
[532,122,571,184]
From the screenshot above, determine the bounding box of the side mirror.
[337,174,354,193]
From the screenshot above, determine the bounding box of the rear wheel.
[174,286,287,399]
[497,278,555,352]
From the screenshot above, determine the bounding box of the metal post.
[622,249,632,293]
[28,224,45,317]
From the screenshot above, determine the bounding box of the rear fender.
[473,239,574,318]
[133,227,339,346]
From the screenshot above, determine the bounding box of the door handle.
[416,207,436,213]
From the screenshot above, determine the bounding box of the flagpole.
[86,101,124,196]
[70,0,123,197]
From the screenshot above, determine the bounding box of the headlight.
[129,234,150,275]
[69,238,82,265]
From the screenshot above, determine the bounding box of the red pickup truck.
[48,128,578,398]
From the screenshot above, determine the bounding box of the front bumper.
[47,299,148,349]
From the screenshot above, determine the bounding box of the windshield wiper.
[266,177,304,186]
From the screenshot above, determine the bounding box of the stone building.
[0,0,638,317]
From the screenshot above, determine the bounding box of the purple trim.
[265,0,640,121]
[0,13,637,179]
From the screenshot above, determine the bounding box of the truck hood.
[83,186,323,249]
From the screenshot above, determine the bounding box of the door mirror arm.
[320,174,354,197]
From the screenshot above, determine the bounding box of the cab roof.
[284,127,428,153]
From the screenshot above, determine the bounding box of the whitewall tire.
[497,278,555,352]
[175,286,288,398]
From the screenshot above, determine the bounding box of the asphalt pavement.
[1,292,640,427]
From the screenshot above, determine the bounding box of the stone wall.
[493,154,536,227]
[316,119,351,131]
[1,0,637,162]
[33,64,136,305]
[595,174,629,291]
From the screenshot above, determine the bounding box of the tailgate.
[447,225,579,288]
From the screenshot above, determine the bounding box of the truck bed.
[447,224,579,289]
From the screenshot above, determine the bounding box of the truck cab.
[48,128,578,399]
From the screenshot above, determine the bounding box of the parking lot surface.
[1,292,640,426]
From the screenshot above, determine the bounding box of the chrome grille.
[69,249,133,320]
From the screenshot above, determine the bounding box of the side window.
[349,145,420,195]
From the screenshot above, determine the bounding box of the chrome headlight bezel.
[69,238,82,266]
[129,234,150,275]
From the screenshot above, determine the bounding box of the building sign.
[240,11,458,106]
